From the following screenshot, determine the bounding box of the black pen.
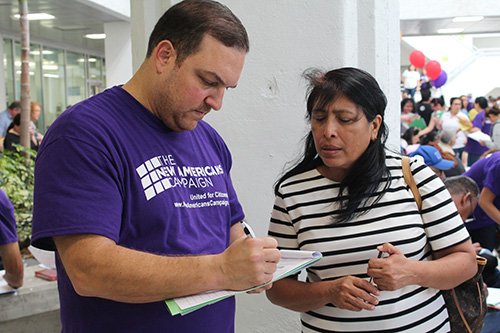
[369,251,383,284]
[240,221,256,238]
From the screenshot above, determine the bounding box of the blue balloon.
[431,70,447,88]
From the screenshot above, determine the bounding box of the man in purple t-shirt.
[30,1,279,332]
[463,151,500,251]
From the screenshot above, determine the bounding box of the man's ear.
[154,40,176,74]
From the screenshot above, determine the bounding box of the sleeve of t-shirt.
[268,190,300,251]
[410,156,470,252]
[472,112,485,129]
[0,190,18,246]
[31,136,124,251]
[484,159,500,196]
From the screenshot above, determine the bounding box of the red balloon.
[426,60,442,80]
[409,50,425,68]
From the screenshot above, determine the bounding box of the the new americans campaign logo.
[135,154,230,208]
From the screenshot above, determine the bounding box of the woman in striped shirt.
[266,67,476,332]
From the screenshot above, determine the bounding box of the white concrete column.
[129,0,175,73]
[104,22,133,87]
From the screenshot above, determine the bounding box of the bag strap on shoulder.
[402,156,422,211]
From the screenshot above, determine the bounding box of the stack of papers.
[0,270,16,295]
[165,249,322,316]
[487,287,500,309]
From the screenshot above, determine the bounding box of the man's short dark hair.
[443,176,479,198]
[8,101,21,110]
[146,0,249,63]
[420,89,431,102]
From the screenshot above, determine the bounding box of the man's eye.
[201,78,217,87]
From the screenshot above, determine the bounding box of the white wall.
[104,22,133,88]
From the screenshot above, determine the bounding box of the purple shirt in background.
[465,111,492,156]
[0,189,17,246]
[31,86,244,332]
[464,152,500,230]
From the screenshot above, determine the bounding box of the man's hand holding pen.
[216,222,280,293]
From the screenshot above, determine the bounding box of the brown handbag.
[402,156,487,333]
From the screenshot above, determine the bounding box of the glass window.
[66,51,86,107]
[88,56,102,81]
[3,39,15,109]
[42,46,66,132]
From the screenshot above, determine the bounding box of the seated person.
[420,130,465,177]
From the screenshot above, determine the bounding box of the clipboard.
[165,249,322,316]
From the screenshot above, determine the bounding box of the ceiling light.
[85,33,106,40]
[453,16,484,23]
[437,28,465,34]
[12,13,55,20]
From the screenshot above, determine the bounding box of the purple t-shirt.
[464,152,500,230]
[0,190,17,246]
[465,111,491,156]
[31,86,244,332]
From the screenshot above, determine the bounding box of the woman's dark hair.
[400,98,415,113]
[475,96,488,110]
[146,0,249,63]
[401,127,420,146]
[6,113,21,132]
[275,67,391,224]
[486,106,500,118]
[419,130,439,145]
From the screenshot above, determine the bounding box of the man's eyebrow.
[198,70,237,89]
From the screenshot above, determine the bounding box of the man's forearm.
[54,232,279,303]
[0,242,24,288]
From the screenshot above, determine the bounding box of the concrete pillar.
[104,22,133,87]
[129,0,175,73]
[0,33,6,109]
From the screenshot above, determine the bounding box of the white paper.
[172,250,321,312]
[28,245,56,269]
[467,131,492,142]
[0,271,16,295]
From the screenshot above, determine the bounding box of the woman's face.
[403,101,414,114]
[31,105,41,121]
[311,95,382,182]
[451,99,462,114]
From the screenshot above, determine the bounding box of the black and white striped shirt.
[269,151,469,332]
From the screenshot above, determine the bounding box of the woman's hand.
[324,276,380,311]
[367,243,416,291]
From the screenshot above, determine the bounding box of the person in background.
[438,97,472,165]
[460,95,471,116]
[30,1,279,332]
[438,128,466,177]
[401,127,421,155]
[401,64,420,99]
[481,106,500,150]
[3,114,40,152]
[409,144,455,179]
[30,102,44,143]
[267,67,475,332]
[0,189,23,289]
[466,96,491,166]
[0,101,21,141]
[443,176,500,288]
[463,151,500,252]
[416,89,434,126]
[400,97,416,134]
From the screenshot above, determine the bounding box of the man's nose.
[205,88,225,111]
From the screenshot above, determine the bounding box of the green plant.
[0,145,36,242]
